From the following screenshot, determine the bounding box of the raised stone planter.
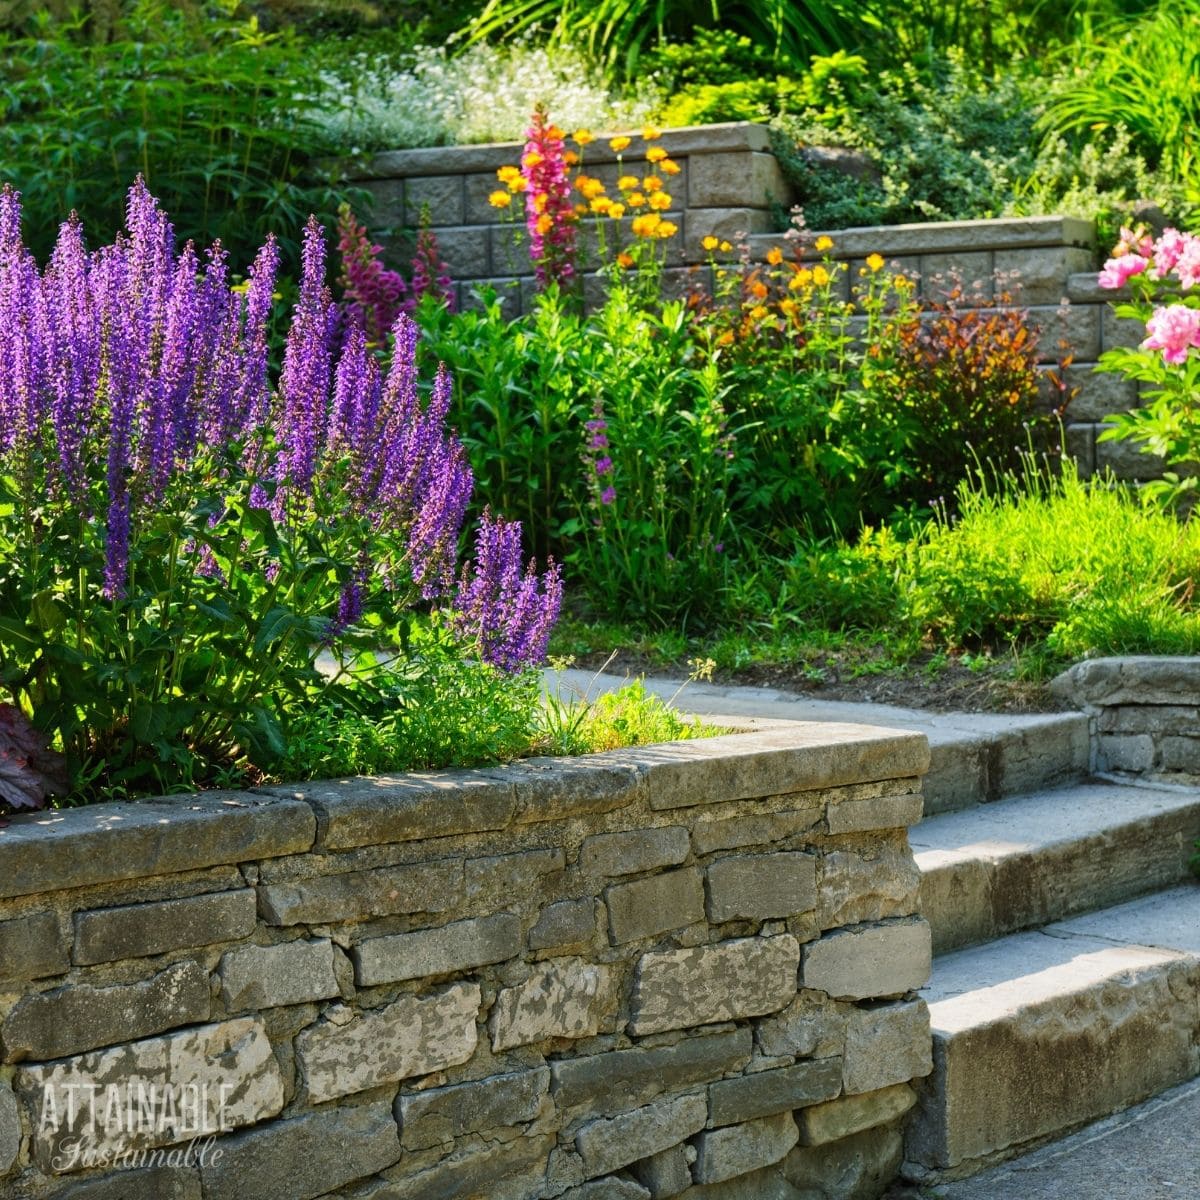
[1052,657,1200,776]
[0,724,932,1199]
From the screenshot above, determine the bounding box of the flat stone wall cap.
[1051,656,1200,707]
[603,725,928,810]
[0,792,315,900]
[483,758,644,823]
[339,122,772,180]
[748,215,1096,259]
[262,770,518,850]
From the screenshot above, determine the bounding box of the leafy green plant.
[0,0,351,270]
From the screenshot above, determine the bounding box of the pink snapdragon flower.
[1098,253,1147,290]
[1141,304,1200,365]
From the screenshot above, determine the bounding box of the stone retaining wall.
[350,121,1156,482]
[1052,657,1200,776]
[0,724,932,1200]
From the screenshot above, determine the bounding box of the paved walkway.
[549,667,1200,1200]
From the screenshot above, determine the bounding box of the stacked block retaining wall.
[350,121,1149,481]
[0,723,932,1200]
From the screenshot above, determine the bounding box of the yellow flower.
[645,146,668,163]
[616,251,635,268]
[508,176,528,193]
[702,235,720,251]
[894,274,908,287]
[812,265,831,286]
[789,268,813,290]
[574,203,589,216]
[717,330,735,346]
[779,298,798,317]
[750,280,768,300]
[627,192,646,208]
[608,202,626,219]
[521,151,544,169]
[564,150,580,166]
[535,214,554,235]
[617,175,638,191]
[573,129,595,146]
[648,191,672,211]
[719,240,732,252]
[815,235,834,252]
[642,175,663,192]
[488,190,512,209]
[610,135,632,152]
[497,165,520,182]
[590,195,612,214]
[660,158,681,175]
[866,252,885,272]
[766,247,783,266]
[642,125,663,140]
[579,177,606,199]
[749,304,770,321]
[656,220,677,238]
[631,212,662,237]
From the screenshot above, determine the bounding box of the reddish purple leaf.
[0,705,69,812]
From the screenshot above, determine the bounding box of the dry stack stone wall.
[0,724,932,1200]
[350,121,1156,482]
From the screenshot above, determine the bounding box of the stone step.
[544,669,1090,815]
[913,779,1200,954]
[904,886,1200,1182]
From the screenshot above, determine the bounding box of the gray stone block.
[581,826,690,877]
[397,1065,549,1150]
[54,1166,202,1199]
[1065,421,1096,476]
[691,806,823,856]
[632,1144,693,1197]
[708,1057,842,1127]
[705,853,817,923]
[1102,304,1146,351]
[0,1081,18,1176]
[631,935,800,1035]
[1051,656,1200,709]
[1098,734,1156,773]
[576,1093,708,1179]
[359,179,405,230]
[17,1017,285,1169]
[1056,365,1138,422]
[558,1179,652,1200]
[801,920,931,1000]
[920,250,993,300]
[404,174,464,227]
[0,910,69,984]
[494,757,644,824]
[1027,302,1102,363]
[491,956,619,1050]
[219,939,340,1011]
[262,770,516,852]
[352,913,522,985]
[530,898,598,950]
[73,889,257,964]
[464,846,566,899]
[684,207,774,244]
[782,1120,904,1198]
[296,982,479,1103]
[257,859,462,925]
[756,991,848,1060]
[826,792,923,835]
[551,1028,752,1115]
[0,791,314,901]
[842,1000,931,1095]
[2,960,210,1062]
[606,868,705,943]
[688,151,789,208]
[816,843,921,929]
[199,1101,401,1200]
[994,246,1093,304]
[798,1082,916,1146]
[1159,735,1200,773]
[692,1111,799,1185]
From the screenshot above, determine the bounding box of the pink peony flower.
[1176,237,1200,289]
[1151,228,1189,277]
[1115,225,1154,257]
[1142,304,1200,365]
[1098,253,1147,290]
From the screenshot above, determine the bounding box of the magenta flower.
[1098,254,1147,290]
[1141,304,1200,365]
[522,107,577,289]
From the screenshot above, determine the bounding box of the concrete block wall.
[0,724,932,1200]
[351,122,1158,482]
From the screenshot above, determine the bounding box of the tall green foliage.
[0,0,353,269]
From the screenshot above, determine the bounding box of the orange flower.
[815,235,834,252]
[659,158,681,175]
[521,151,544,169]
[717,330,734,346]
[579,177,607,200]
[655,220,677,238]
[648,191,672,211]
[645,145,668,163]
[532,192,549,214]
[507,176,528,193]
[627,192,646,208]
[766,247,783,266]
[617,175,639,191]
[488,190,512,209]
[574,203,589,216]
[564,150,580,166]
[573,129,595,145]
[750,280,768,300]
[608,202,626,219]
[749,304,770,321]
[610,135,632,152]
[590,196,612,214]
[617,251,635,269]
[535,214,554,235]
[631,212,662,237]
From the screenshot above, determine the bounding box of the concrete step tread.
[924,886,1200,1026]
[912,778,1200,864]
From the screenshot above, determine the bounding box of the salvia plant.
[0,179,560,809]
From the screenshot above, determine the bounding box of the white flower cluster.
[316,42,657,152]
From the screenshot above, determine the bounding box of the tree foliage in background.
[0,0,355,270]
